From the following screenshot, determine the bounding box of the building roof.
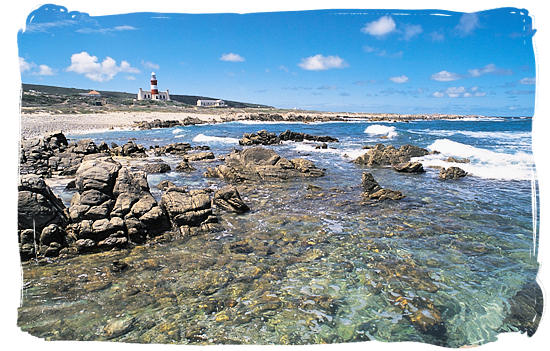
[88,90,100,95]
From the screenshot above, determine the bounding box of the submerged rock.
[439,167,467,180]
[361,172,404,201]
[205,146,325,182]
[354,143,429,167]
[504,281,543,336]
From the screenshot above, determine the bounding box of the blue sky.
[18,4,536,116]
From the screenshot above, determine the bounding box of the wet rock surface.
[393,161,425,173]
[278,129,339,143]
[354,144,429,167]
[239,129,339,146]
[439,167,467,180]
[361,172,405,201]
[213,185,250,214]
[205,147,325,182]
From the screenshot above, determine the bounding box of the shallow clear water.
[19,118,539,347]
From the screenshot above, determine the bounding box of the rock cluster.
[439,167,467,180]
[18,174,70,260]
[205,146,325,182]
[239,130,280,146]
[150,142,210,157]
[361,172,404,201]
[239,129,339,146]
[141,161,171,174]
[111,141,147,158]
[213,185,250,213]
[354,144,429,167]
[66,156,170,252]
[20,132,109,177]
[134,119,183,129]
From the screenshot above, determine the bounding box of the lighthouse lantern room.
[137,72,170,101]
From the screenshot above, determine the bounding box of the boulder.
[239,130,280,146]
[142,162,171,174]
[185,151,215,162]
[213,186,250,214]
[354,144,429,167]
[111,141,147,158]
[205,147,325,182]
[393,162,425,173]
[445,156,470,164]
[156,180,176,190]
[279,130,339,143]
[75,156,121,194]
[151,142,192,156]
[176,159,196,172]
[439,167,467,180]
[361,172,404,201]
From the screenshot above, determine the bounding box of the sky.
[17,4,537,116]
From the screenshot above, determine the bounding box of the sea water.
[18,118,539,347]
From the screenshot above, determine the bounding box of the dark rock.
[315,143,328,149]
[445,156,470,163]
[134,119,183,129]
[393,161,425,173]
[151,142,192,156]
[111,141,147,158]
[205,147,325,182]
[213,185,250,213]
[504,281,543,336]
[239,130,280,146]
[279,129,339,143]
[110,260,129,272]
[39,224,66,246]
[439,167,467,180]
[156,180,176,190]
[75,157,121,194]
[354,143,429,166]
[185,151,215,161]
[142,162,171,174]
[361,172,404,201]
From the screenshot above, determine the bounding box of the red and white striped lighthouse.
[150,72,159,98]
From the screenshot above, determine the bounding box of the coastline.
[19,110,514,139]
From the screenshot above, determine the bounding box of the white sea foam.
[172,129,184,134]
[292,142,366,160]
[409,129,531,141]
[413,138,535,180]
[364,125,398,138]
[192,133,239,144]
[174,134,186,139]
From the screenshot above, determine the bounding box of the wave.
[412,138,534,180]
[364,125,398,138]
[293,142,366,160]
[172,129,184,134]
[192,133,239,144]
[408,129,531,141]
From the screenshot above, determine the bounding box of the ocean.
[18,117,539,347]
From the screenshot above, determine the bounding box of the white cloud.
[66,51,139,82]
[474,91,487,97]
[361,16,396,36]
[432,91,444,98]
[446,86,466,98]
[430,31,445,42]
[141,60,160,70]
[298,54,348,71]
[125,76,136,80]
[19,57,33,73]
[363,46,403,58]
[468,63,512,77]
[431,70,461,82]
[456,13,479,36]
[435,86,486,98]
[520,77,536,85]
[403,24,423,40]
[220,53,245,62]
[76,25,137,34]
[389,75,408,83]
[37,64,54,76]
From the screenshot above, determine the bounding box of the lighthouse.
[137,72,171,101]
[150,72,159,98]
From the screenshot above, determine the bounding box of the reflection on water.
[18,119,539,347]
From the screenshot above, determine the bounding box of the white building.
[197,99,225,107]
[137,72,170,101]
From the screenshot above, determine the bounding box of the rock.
[156,180,176,190]
[134,119,183,129]
[151,142,192,156]
[239,130,280,146]
[75,157,121,194]
[205,147,325,182]
[354,143,429,166]
[361,172,404,201]
[279,129,339,143]
[160,187,218,236]
[185,151,215,162]
[76,238,96,253]
[504,281,543,336]
[18,174,68,233]
[39,224,66,247]
[445,156,470,163]
[315,143,328,149]
[439,167,467,180]
[393,161,425,173]
[111,141,147,158]
[103,317,136,339]
[213,186,250,213]
[142,162,171,174]
[175,159,196,172]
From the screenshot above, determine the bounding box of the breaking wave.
[364,125,398,138]
[192,134,239,144]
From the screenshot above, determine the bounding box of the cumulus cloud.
[456,13,480,36]
[434,86,487,98]
[403,24,423,40]
[19,57,33,73]
[298,54,348,71]
[520,77,536,85]
[141,60,160,70]
[361,16,396,36]
[468,63,512,77]
[66,51,139,82]
[389,75,409,83]
[363,46,403,58]
[37,64,54,76]
[431,70,461,82]
[432,91,444,98]
[220,53,245,62]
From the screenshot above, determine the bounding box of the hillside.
[21,83,271,113]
